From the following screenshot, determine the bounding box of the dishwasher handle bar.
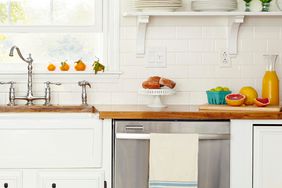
[116,133,230,140]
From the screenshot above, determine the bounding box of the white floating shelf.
[124,11,282,56]
[123,11,282,17]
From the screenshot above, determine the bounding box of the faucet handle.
[45,81,62,87]
[0,81,16,106]
[0,81,15,86]
[44,82,61,106]
[78,80,91,88]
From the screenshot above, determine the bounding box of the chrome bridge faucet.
[6,46,61,106]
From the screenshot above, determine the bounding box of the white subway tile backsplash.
[58,92,81,105]
[163,40,188,52]
[238,26,254,39]
[162,91,191,105]
[214,39,227,51]
[241,65,265,79]
[201,53,219,65]
[188,65,216,78]
[175,53,201,65]
[203,26,227,39]
[240,39,267,52]
[254,26,280,39]
[232,52,254,65]
[121,79,142,92]
[147,27,177,40]
[189,39,215,52]
[189,92,207,105]
[166,53,177,65]
[112,92,138,104]
[267,39,282,53]
[120,40,136,53]
[120,53,144,66]
[88,92,113,105]
[176,26,203,39]
[120,27,137,40]
[214,66,241,79]
[120,66,144,79]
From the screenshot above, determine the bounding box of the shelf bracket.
[136,15,150,56]
[228,15,245,57]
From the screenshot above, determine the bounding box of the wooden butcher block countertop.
[0,104,281,120]
[96,105,282,120]
[0,105,95,113]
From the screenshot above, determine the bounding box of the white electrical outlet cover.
[219,51,232,68]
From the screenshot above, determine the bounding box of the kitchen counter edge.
[96,105,282,120]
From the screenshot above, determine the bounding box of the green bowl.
[206,91,232,105]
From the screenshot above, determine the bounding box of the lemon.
[223,87,230,91]
[239,86,258,105]
[215,86,224,91]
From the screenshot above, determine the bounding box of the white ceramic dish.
[139,88,176,108]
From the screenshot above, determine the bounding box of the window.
[0,0,121,73]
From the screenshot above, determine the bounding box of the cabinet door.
[254,126,282,188]
[37,170,104,188]
[0,171,22,188]
[0,114,102,168]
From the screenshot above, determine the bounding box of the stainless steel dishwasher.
[113,120,230,188]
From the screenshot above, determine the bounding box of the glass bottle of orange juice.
[262,55,279,105]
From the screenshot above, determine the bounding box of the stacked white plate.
[135,0,182,12]
[191,0,237,11]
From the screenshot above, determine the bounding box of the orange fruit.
[225,93,246,106]
[74,59,86,71]
[60,61,70,71]
[47,63,56,71]
[254,98,270,107]
[239,86,258,105]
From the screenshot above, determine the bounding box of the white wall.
[1,0,282,106]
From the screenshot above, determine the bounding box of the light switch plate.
[145,47,167,68]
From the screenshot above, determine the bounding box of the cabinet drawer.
[0,170,22,188]
[0,114,102,168]
[37,170,104,188]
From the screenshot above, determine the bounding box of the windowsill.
[0,71,123,82]
[0,71,122,75]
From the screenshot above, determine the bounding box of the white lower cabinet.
[0,114,102,168]
[254,126,282,188]
[0,170,22,188]
[231,120,282,188]
[0,114,110,188]
[20,169,104,188]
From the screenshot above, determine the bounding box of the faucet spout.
[9,46,33,64]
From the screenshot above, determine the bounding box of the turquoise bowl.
[206,91,232,105]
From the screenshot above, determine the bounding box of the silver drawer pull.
[125,125,144,131]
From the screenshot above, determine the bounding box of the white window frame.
[0,0,121,74]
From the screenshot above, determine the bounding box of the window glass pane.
[11,0,50,25]
[0,33,103,66]
[0,0,8,24]
[53,0,95,25]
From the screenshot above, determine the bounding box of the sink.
[0,105,95,113]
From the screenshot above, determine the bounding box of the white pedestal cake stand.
[139,88,176,108]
